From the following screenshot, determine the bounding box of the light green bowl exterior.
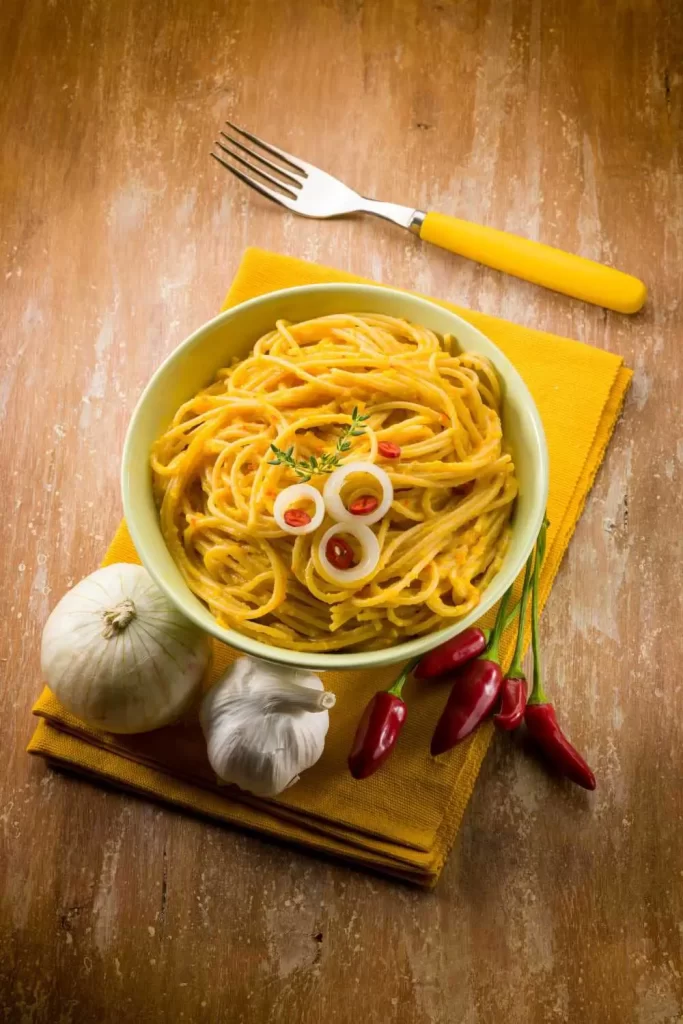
[122,284,548,671]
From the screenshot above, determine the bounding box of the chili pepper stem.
[387,657,420,699]
[485,585,512,664]
[481,596,524,644]
[528,519,548,705]
[507,548,536,678]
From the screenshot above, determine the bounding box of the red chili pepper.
[283,508,312,528]
[430,587,512,755]
[348,660,415,779]
[414,626,487,680]
[494,675,527,731]
[325,536,355,569]
[348,495,379,516]
[525,704,596,790]
[494,548,534,731]
[524,519,596,790]
[416,598,524,684]
[431,658,503,754]
[378,441,401,459]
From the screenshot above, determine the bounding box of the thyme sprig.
[268,407,369,482]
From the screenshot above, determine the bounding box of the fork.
[212,122,646,314]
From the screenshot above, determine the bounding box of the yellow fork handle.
[419,211,646,314]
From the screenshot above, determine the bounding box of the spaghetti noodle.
[151,314,517,652]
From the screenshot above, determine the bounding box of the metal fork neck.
[359,199,425,234]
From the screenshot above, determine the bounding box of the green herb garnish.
[267,407,369,481]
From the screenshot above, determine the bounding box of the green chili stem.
[481,597,524,644]
[486,585,513,665]
[507,548,536,678]
[503,600,520,633]
[387,657,420,699]
[528,519,548,705]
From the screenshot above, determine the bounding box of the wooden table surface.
[2,1,682,1021]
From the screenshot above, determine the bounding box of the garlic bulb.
[200,656,336,797]
[41,563,211,733]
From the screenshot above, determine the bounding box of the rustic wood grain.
[1,0,682,1021]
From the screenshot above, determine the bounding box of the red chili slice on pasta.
[274,483,324,535]
[283,508,312,528]
[325,536,356,570]
[378,442,401,459]
[348,495,379,516]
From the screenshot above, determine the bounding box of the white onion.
[323,461,393,526]
[274,483,325,535]
[40,564,210,734]
[318,521,380,587]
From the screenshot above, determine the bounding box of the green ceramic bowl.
[122,284,548,671]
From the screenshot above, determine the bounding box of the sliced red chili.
[283,508,312,528]
[325,536,355,570]
[378,441,401,459]
[348,495,379,516]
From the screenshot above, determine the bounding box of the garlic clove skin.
[200,657,335,797]
[41,563,211,734]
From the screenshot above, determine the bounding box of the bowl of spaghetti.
[122,283,548,670]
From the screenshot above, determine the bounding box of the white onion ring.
[273,484,325,535]
[323,461,393,526]
[318,521,380,587]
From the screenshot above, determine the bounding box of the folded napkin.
[29,248,631,886]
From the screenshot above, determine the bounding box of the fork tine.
[210,151,295,211]
[219,130,302,188]
[214,138,298,198]
[225,120,308,177]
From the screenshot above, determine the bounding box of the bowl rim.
[122,282,549,671]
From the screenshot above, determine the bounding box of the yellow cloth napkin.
[29,248,631,886]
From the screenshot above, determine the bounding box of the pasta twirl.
[151,314,517,652]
